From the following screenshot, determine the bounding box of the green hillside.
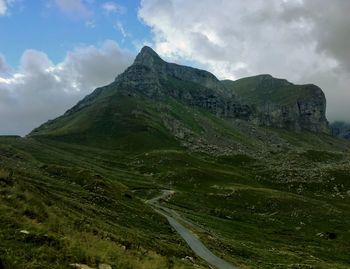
[222,74,323,106]
[1,129,350,268]
[1,47,350,269]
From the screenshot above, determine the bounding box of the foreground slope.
[0,136,201,268]
[1,132,349,268]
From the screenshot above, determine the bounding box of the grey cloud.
[0,40,133,136]
[296,1,350,73]
[20,50,53,74]
[62,41,132,89]
[139,0,350,122]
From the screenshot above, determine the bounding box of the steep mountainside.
[222,75,330,133]
[30,47,330,150]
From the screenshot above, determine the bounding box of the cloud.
[115,21,129,39]
[20,50,53,74]
[102,2,125,14]
[139,0,350,122]
[85,20,96,28]
[0,0,7,15]
[0,54,13,75]
[0,40,133,135]
[54,0,92,18]
[0,0,17,15]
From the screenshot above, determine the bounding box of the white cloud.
[54,0,92,18]
[102,2,125,14]
[115,21,128,38]
[0,0,7,15]
[0,0,17,15]
[85,20,96,28]
[139,0,350,122]
[0,40,133,135]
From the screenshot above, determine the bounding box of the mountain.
[30,46,330,152]
[1,47,349,269]
[331,121,350,139]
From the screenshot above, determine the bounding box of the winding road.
[147,190,238,269]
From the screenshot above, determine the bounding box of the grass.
[222,75,320,106]
[30,93,181,151]
[299,149,344,162]
[162,168,350,268]
[1,130,350,268]
[134,143,350,268]
[0,137,201,269]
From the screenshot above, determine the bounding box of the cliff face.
[223,75,330,133]
[121,48,329,133]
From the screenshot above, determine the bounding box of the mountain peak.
[133,46,163,67]
[139,46,159,57]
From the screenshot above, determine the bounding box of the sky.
[0,0,349,135]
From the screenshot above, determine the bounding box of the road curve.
[147,190,238,269]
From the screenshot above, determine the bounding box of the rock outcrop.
[223,75,330,133]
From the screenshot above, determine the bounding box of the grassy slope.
[148,145,350,269]
[122,119,350,269]
[29,93,181,152]
[222,75,319,106]
[0,137,203,269]
[28,88,254,155]
[1,124,350,268]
